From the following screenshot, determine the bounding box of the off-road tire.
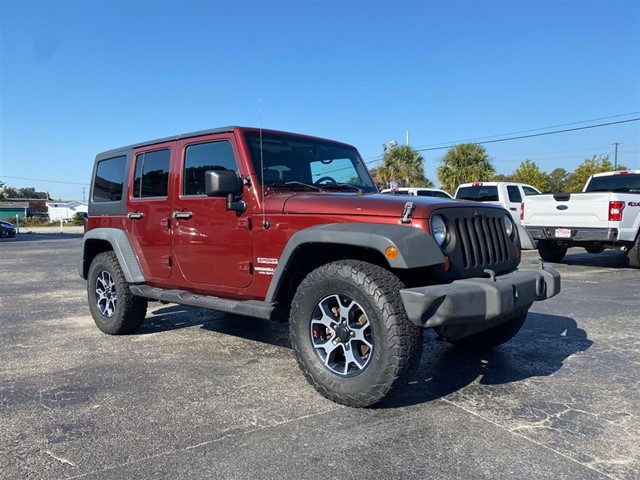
[443,304,531,350]
[538,240,568,263]
[627,235,640,268]
[87,251,147,335]
[289,260,423,408]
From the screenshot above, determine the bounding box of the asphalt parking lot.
[1,235,638,479]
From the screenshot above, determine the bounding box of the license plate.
[555,228,572,238]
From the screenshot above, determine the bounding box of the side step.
[129,285,285,321]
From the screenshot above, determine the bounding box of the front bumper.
[399,262,560,329]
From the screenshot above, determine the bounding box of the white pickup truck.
[522,170,640,267]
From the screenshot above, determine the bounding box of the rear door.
[127,143,173,279]
[171,134,252,288]
[504,185,523,218]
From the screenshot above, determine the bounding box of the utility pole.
[612,142,622,169]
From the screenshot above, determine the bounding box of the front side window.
[183,140,237,196]
[133,149,170,198]
[523,186,540,196]
[93,155,126,202]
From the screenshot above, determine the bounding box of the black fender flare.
[79,228,145,283]
[264,223,445,302]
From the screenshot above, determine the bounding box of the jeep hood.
[265,192,462,219]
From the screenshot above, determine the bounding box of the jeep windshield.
[244,131,377,193]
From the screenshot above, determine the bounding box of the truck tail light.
[520,202,524,221]
[609,201,625,221]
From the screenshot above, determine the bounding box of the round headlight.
[431,215,448,246]
[504,215,514,238]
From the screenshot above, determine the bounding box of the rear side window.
[93,155,126,202]
[183,140,237,196]
[507,185,522,203]
[455,186,499,201]
[133,149,170,198]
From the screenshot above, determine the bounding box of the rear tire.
[289,260,423,407]
[87,252,147,334]
[627,235,640,268]
[585,245,604,254]
[538,240,567,263]
[441,305,530,350]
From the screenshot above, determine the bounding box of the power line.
[412,111,640,149]
[0,175,89,186]
[414,118,640,153]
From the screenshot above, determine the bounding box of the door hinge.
[237,218,251,230]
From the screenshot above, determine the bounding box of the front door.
[171,135,252,288]
[127,143,173,279]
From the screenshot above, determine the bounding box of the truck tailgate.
[523,193,612,227]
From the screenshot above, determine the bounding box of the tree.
[371,145,433,189]
[510,160,549,192]
[491,173,512,182]
[565,155,627,192]
[437,143,495,193]
[546,168,570,193]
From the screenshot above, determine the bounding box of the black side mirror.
[205,170,246,214]
[205,170,241,197]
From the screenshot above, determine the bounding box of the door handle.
[509,207,517,211]
[172,211,193,220]
[127,212,144,220]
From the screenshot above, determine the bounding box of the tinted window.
[523,186,540,196]
[507,185,522,202]
[455,185,499,201]
[93,155,126,202]
[244,132,376,191]
[183,140,237,196]
[133,149,170,198]
[585,174,640,193]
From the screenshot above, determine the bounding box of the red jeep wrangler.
[79,127,560,407]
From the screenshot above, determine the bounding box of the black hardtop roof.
[95,126,356,160]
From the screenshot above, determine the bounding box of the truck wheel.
[537,240,567,263]
[627,236,640,268]
[289,260,423,407]
[585,245,604,254]
[441,305,531,350]
[87,252,147,335]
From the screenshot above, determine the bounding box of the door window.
[507,185,522,203]
[133,149,170,198]
[183,140,237,196]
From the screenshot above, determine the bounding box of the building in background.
[46,201,88,221]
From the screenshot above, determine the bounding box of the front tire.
[290,260,423,407]
[538,240,568,263]
[87,252,147,335]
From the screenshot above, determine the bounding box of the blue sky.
[1,0,639,201]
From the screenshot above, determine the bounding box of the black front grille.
[433,207,517,280]
[454,215,510,269]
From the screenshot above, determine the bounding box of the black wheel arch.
[79,228,145,282]
[265,223,445,303]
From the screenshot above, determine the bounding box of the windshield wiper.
[267,181,321,191]
[320,183,365,194]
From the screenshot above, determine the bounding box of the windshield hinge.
[401,202,415,224]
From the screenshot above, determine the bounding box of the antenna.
[259,92,269,229]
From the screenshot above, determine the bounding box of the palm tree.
[437,143,495,193]
[373,145,431,188]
